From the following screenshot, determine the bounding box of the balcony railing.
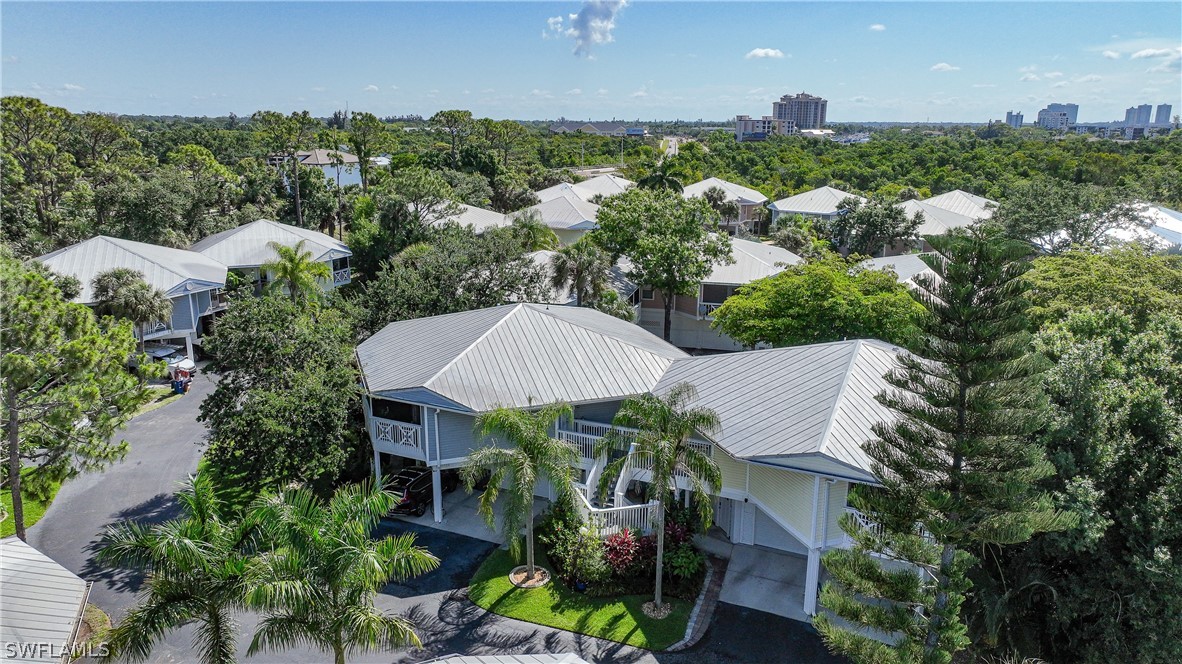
[558,418,711,458]
[698,302,723,319]
[332,268,351,285]
[372,417,423,455]
[840,507,934,552]
[572,485,658,536]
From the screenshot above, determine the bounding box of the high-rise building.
[1045,103,1079,124]
[1005,111,1023,128]
[1156,104,1173,125]
[1037,109,1070,130]
[771,92,827,129]
[1125,104,1153,126]
[734,115,795,142]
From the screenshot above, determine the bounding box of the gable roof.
[536,174,634,204]
[900,199,978,235]
[38,236,227,303]
[296,148,359,166]
[862,253,936,286]
[525,195,600,230]
[190,219,351,268]
[654,339,902,482]
[357,303,686,412]
[683,177,768,205]
[922,189,996,220]
[704,238,802,285]
[535,181,599,204]
[446,203,513,234]
[1,537,89,663]
[770,186,864,215]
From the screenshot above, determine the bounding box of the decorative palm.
[92,268,174,351]
[636,162,685,193]
[595,382,722,608]
[261,239,331,303]
[550,238,611,306]
[510,210,560,251]
[97,471,253,664]
[244,480,439,664]
[462,403,579,580]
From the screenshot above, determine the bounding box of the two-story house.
[190,219,353,293]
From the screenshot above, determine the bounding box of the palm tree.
[636,162,685,193]
[244,480,439,664]
[595,382,722,608]
[92,268,174,352]
[550,238,611,307]
[261,239,331,303]
[461,403,580,581]
[97,472,253,664]
[510,210,560,251]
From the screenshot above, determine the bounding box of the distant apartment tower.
[1005,111,1023,128]
[1124,104,1153,127]
[772,92,827,129]
[735,115,795,142]
[1044,103,1079,125]
[1155,104,1173,125]
[1036,109,1070,130]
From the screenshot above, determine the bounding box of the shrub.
[568,529,610,586]
[603,528,639,575]
[666,543,705,580]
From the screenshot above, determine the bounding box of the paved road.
[25,369,840,663]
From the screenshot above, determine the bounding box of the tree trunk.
[925,542,958,651]
[662,294,673,342]
[291,156,304,227]
[6,388,26,541]
[654,504,665,607]
[525,501,536,580]
[333,641,345,664]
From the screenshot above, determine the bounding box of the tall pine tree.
[814,226,1073,663]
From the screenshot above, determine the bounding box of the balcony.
[697,302,724,320]
[332,268,352,286]
[371,417,425,460]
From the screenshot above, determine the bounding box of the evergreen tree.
[814,227,1073,663]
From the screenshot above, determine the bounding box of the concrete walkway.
[387,489,549,545]
[719,545,811,622]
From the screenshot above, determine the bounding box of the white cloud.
[531,89,553,99]
[363,84,379,92]
[1019,73,1040,82]
[391,85,399,91]
[1075,74,1102,83]
[597,88,609,96]
[1018,64,1038,73]
[930,62,959,72]
[850,95,871,104]
[745,48,785,60]
[566,88,582,96]
[868,24,885,31]
[311,86,326,92]
[630,85,648,98]
[548,0,630,58]
[747,87,765,94]
[1102,50,1121,59]
[62,83,84,91]
[1044,71,1064,79]
[1148,57,1181,73]
[971,83,997,88]
[1051,81,1068,88]
[2,55,17,63]
[1131,47,1178,59]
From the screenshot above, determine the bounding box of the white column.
[804,547,821,615]
[184,333,195,361]
[372,447,382,485]
[432,466,444,523]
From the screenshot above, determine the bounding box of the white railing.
[557,419,710,458]
[573,489,658,537]
[840,507,934,553]
[698,302,723,319]
[557,430,600,460]
[372,418,423,453]
[332,268,351,285]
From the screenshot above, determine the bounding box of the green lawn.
[468,546,692,651]
[1,476,61,538]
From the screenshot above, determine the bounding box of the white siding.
[748,465,815,542]
[825,481,849,544]
[754,505,809,554]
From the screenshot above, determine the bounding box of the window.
[700,284,734,304]
[332,256,350,272]
[371,398,421,424]
[641,287,654,300]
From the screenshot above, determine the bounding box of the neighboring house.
[526,250,640,312]
[443,202,513,234]
[356,303,904,620]
[862,253,937,288]
[768,186,864,224]
[296,148,362,187]
[522,195,601,245]
[921,189,996,220]
[190,219,353,292]
[1107,203,1182,251]
[682,177,769,234]
[638,238,803,351]
[37,236,227,358]
[535,174,635,204]
[1,536,91,664]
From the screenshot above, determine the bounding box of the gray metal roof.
[0,537,89,663]
[683,177,768,204]
[526,251,638,304]
[296,148,359,166]
[922,189,995,220]
[524,196,600,230]
[357,303,686,411]
[422,654,589,664]
[653,340,902,481]
[535,175,634,205]
[863,253,936,286]
[704,238,801,285]
[447,203,513,233]
[190,219,351,269]
[535,181,598,204]
[899,199,977,235]
[37,236,227,304]
[770,186,864,215]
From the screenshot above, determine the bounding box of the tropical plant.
[91,268,174,351]
[510,209,560,251]
[595,383,722,608]
[98,471,254,664]
[550,237,611,306]
[636,161,686,193]
[261,239,331,303]
[244,480,439,664]
[461,403,580,581]
[815,227,1074,663]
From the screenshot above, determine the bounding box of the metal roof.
[535,174,634,204]
[654,340,902,481]
[862,253,936,286]
[683,177,768,204]
[526,250,639,304]
[190,219,351,269]
[421,654,590,664]
[769,186,864,215]
[524,195,600,230]
[37,236,227,304]
[0,537,89,664]
[922,190,996,220]
[899,199,978,235]
[445,203,513,234]
[295,148,359,166]
[535,182,599,204]
[356,303,686,411]
[704,238,802,285]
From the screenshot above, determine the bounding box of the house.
[862,253,936,287]
[900,199,978,237]
[296,148,362,187]
[1,536,92,663]
[37,236,228,359]
[1114,203,1182,250]
[682,177,769,234]
[526,250,639,311]
[638,238,803,351]
[444,202,513,234]
[921,189,995,220]
[535,174,635,204]
[356,303,904,620]
[521,195,600,245]
[768,186,864,225]
[190,219,353,292]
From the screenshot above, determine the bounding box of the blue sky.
[2,2,1179,122]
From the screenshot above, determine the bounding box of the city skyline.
[1,1,1179,122]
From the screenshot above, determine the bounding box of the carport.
[719,545,813,622]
